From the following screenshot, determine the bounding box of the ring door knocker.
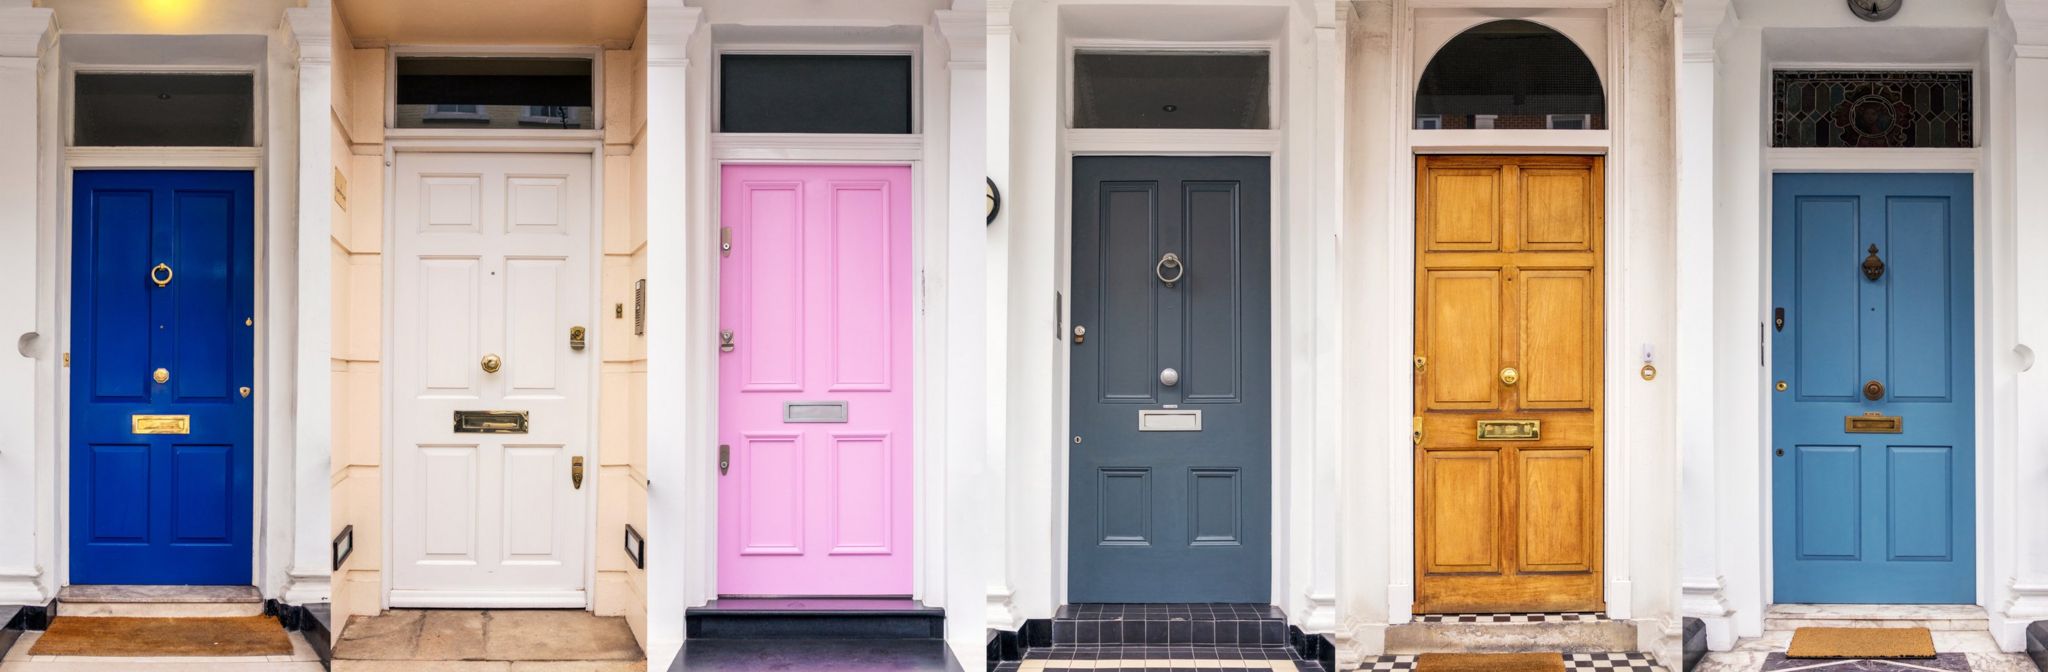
[1156,252,1185,288]
[150,263,173,288]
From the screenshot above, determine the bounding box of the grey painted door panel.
[1068,156,1272,603]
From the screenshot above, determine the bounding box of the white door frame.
[379,136,606,610]
[1382,2,1632,623]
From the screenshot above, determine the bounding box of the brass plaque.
[453,410,529,434]
[1476,419,1541,441]
[132,414,191,434]
[1844,413,1903,434]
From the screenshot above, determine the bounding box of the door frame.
[378,137,606,609]
[1049,31,1287,606]
[55,155,267,588]
[1758,148,1984,605]
[1383,4,1631,623]
[702,144,928,598]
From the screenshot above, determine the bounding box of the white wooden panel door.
[391,152,594,608]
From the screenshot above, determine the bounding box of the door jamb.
[379,138,606,610]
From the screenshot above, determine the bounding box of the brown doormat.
[28,616,293,657]
[1416,652,1567,672]
[1785,627,1936,659]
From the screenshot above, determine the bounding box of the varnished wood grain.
[1414,155,1605,614]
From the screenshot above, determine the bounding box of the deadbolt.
[1863,379,1886,401]
[571,456,585,489]
[1499,367,1520,386]
[481,354,502,373]
[718,444,730,475]
[569,326,587,351]
[153,368,169,384]
[720,329,736,353]
[1160,367,1179,387]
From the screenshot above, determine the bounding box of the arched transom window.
[1414,19,1605,131]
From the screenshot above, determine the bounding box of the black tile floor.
[670,638,963,671]
[992,645,1327,671]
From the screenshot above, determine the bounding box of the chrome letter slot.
[784,401,849,423]
[1138,409,1201,432]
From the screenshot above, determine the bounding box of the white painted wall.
[988,0,1345,656]
[1681,0,2048,654]
[0,0,329,608]
[643,1,986,669]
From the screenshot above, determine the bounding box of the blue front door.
[1067,156,1272,602]
[1771,172,1973,603]
[70,170,254,585]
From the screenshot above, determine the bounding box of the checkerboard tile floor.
[1357,652,1665,671]
[1409,612,1611,624]
[990,645,1327,672]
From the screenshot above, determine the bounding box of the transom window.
[394,57,595,130]
[1772,71,1972,148]
[719,54,914,134]
[1071,51,1271,130]
[1414,20,1605,130]
[74,72,255,147]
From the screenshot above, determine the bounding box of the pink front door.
[717,164,914,596]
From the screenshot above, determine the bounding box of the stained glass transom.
[1772,71,1972,148]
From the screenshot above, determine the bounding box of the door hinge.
[1412,417,1423,445]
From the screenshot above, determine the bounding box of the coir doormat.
[1785,627,1937,659]
[28,615,293,657]
[1415,652,1567,672]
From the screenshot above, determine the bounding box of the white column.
[1997,0,2048,650]
[984,0,1020,632]
[1677,0,1731,651]
[282,2,335,606]
[1297,0,1343,638]
[643,2,703,668]
[1709,20,1767,645]
[936,6,988,665]
[0,0,51,607]
[1001,0,1059,622]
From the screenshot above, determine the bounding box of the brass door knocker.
[1863,244,1885,281]
[150,263,173,287]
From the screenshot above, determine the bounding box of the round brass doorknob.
[1500,367,1520,386]
[1863,379,1885,401]
[481,354,502,373]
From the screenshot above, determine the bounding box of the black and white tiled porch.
[991,604,1331,672]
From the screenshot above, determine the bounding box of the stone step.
[1384,617,1638,655]
[334,662,644,672]
[684,598,944,640]
[56,585,264,618]
[1762,604,1987,622]
[1051,604,1288,647]
[1732,628,2006,654]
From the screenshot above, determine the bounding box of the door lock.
[571,456,584,489]
[481,354,502,373]
[1863,379,1886,401]
[1072,325,1086,344]
[718,444,730,475]
[720,329,736,353]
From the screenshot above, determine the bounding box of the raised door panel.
[740,183,806,392]
[169,443,233,542]
[417,258,483,396]
[1423,270,1503,411]
[827,433,894,554]
[1519,168,1594,252]
[1792,444,1861,560]
[87,190,152,402]
[738,433,804,555]
[1885,197,1954,402]
[827,182,895,392]
[170,190,235,401]
[503,258,566,396]
[419,444,480,562]
[1095,468,1153,546]
[1516,448,1595,573]
[1886,445,1954,561]
[1517,270,1596,410]
[1094,183,1161,403]
[1793,196,1862,402]
[87,444,150,542]
[1422,168,1503,252]
[1420,449,1503,575]
[1183,182,1245,403]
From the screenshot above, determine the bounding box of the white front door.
[390,152,595,608]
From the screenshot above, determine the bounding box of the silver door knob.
[1160,368,1179,387]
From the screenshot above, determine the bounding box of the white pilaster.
[1995,0,2048,650]
[643,2,704,668]
[984,0,1022,632]
[1677,0,1732,651]
[936,6,988,665]
[282,1,334,606]
[0,0,52,607]
[1708,19,1767,647]
[1297,0,1343,642]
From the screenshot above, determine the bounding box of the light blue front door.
[1771,172,1973,603]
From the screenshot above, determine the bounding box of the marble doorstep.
[0,629,321,667]
[1694,651,2036,672]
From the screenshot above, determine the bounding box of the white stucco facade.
[1679,0,2048,655]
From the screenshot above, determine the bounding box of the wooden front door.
[1413,155,1604,614]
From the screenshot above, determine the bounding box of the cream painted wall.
[323,9,649,647]
[36,0,302,34]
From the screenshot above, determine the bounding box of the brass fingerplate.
[1476,419,1541,441]
[1845,413,1903,434]
[453,410,529,434]
[131,414,190,434]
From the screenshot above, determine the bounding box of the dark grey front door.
[1068,156,1271,603]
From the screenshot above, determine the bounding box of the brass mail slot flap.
[131,414,190,435]
[454,410,529,434]
[784,401,849,423]
[1476,419,1541,441]
[1138,409,1202,432]
[1845,413,1903,434]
